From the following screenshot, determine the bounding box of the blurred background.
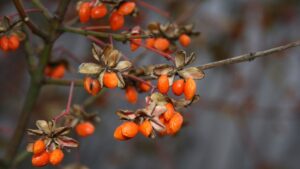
[1,0,300,169]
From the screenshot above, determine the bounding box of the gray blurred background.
[0,0,300,169]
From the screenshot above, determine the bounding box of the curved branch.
[198,40,300,70]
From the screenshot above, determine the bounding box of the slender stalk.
[44,78,83,86]
[31,0,53,19]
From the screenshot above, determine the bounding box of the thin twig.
[197,40,300,70]
[44,78,83,86]
[31,0,53,19]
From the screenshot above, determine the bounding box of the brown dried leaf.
[53,126,70,136]
[175,51,186,68]
[117,72,125,88]
[185,52,196,65]
[92,43,102,61]
[116,110,137,120]
[178,67,205,80]
[172,95,200,109]
[57,136,79,148]
[36,120,50,135]
[78,63,103,74]
[114,61,132,71]
[153,64,175,76]
[150,117,165,132]
[102,45,121,67]
[98,70,105,87]
[150,92,168,105]
[27,129,43,135]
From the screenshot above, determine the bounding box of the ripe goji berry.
[49,149,64,166]
[114,125,127,141]
[50,64,65,79]
[145,38,155,48]
[0,36,9,51]
[167,112,183,135]
[8,35,20,51]
[32,151,49,167]
[157,74,169,94]
[125,86,138,104]
[139,120,153,137]
[184,78,196,100]
[172,79,185,96]
[79,2,91,23]
[130,38,142,51]
[109,11,124,31]
[154,38,170,51]
[83,77,101,95]
[117,2,136,15]
[164,103,175,121]
[179,34,191,47]
[121,121,138,138]
[33,140,46,155]
[139,80,151,92]
[75,121,95,137]
[103,72,119,89]
[91,4,107,19]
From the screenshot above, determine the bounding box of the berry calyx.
[117,2,136,15]
[109,11,124,31]
[184,78,196,100]
[49,149,64,166]
[32,151,49,167]
[83,77,101,95]
[103,72,119,89]
[75,121,95,137]
[33,140,46,155]
[179,34,191,47]
[172,79,185,96]
[139,120,153,137]
[154,38,170,51]
[157,74,169,94]
[125,86,138,104]
[79,2,91,23]
[91,4,107,19]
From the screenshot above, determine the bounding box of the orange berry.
[83,77,101,95]
[154,38,170,51]
[125,86,138,104]
[184,78,196,100]
[117,2,136,15]
[79,2,91,23]
[103,72,119,89]
[50,64,65,79]
[121,121,139,138]
[157,74,169,94]
[164,103,175,121]
[0,36,9,51]
[167,112,183,135]
[33,140,46,155]
[32,151,49,167]
[109,11,124,31]
[75,121,95,137]
[114,125,127,141]
[139,120,153,137]
[8,35,20,51]
[139,80,151,92]
[172,79,185,96]
[91,4,107,19]
[145,38,155,48]
[130,38,142,51]
[179,34,191,47]
[49,149,64,166]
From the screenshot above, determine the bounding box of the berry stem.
[123,73,156,89]
[87,35,107,47]
[137,42,175,62]
[81,25,111,30]
[137,0,170,18]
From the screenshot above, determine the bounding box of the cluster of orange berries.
[158,75,196,100]
[78,1,136,31]
[44,62,67,79]
[75,121,95,137]
[146,34,191,51]
[30,140,64,167]
[0,34,20,52]
[159,103,183,135]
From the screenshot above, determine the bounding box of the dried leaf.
[117,72,125,88]
[102,45,121,67]
[98,70,105,87]
[114,61,132,71]
[150,117,165,132]
[78,63,103,74]
[185,52,196,65]
[36,120,50,135]
[57,136,79,148]
[53,127,70,136]
[150,92,168,105]
[116,110,136,120]
[178,67,205,80]
[92,43,103,61]
[175,51,186,68]
[27,129,43,135]
[172,95,200,109]
[153,64,175,76]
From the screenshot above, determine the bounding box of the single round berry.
[50,64,65,79]
[49,149,64,166]
[117,2,136,15]
[172,79,185,96]
[33,140,46,155]
[83,77,101,95]
[75,121,95,137]
[164,103,175,121]
[121,121,139,138]
[154,38,170,51]
[184,78,196,100]
[145,38,155,48]
[79,2,91,23]
[125,86,138,104]
[109,11,124,31]
[114,125,127,141]
[179,34,191,47]
[32,151,49,167]
[157,74,169,94]
[8,35,20,51]
[167,112,183,135]
[139,81,151,92]
[139,120,153,137]
[103,72,119,89]
[130,38,142,51]
[0,36,9,51]
[91,4,107,19]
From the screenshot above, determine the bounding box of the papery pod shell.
[78,63,103,74]
[178,67,205,80]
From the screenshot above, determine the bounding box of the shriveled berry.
[145,38,155,48]
[103,72,119,89]
[79,2,91,23]
[49,149,64,166]
[8,35,20,51]
[184,78,196,100]
[139,120,153,137]
[125,86,138,104]
[109,11,124,31]
[157,74,169,94]
[154,38,170,51]
[83,77,101,95]
[91,4,107,19]
[139,80,151,92]
[114,125,127,141]
[75,121,95,137]
[179,34,191,47]
[33,140,46,155]
[117,2,136,15]
[121,121,139,138]
[164,103,175,121]
[32,151,49,167]
[0,36,9,51]
[167,112,183,135]
[172,79,185,96]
